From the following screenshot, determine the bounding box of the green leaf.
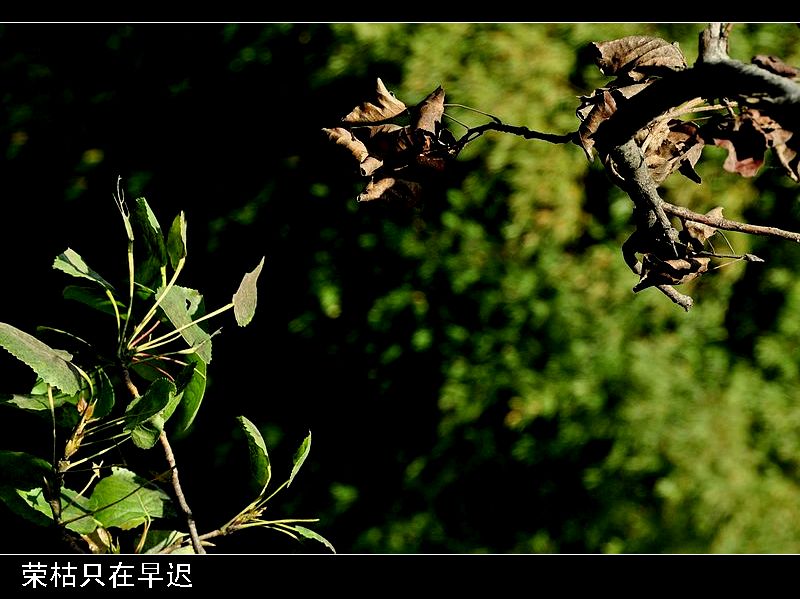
[0,450,53,526]
[138,529,192,554]
[133,197,167,265]
[157,285,213,364]
[53,248,114,291]
[90,467,172,530]
[167,211,188,269]
[92,368,116,419]
[0,322,80,395]
[237,415,271,496]
[0,451,51,489]
[171,354,207,438]
[0,389,71,412]
[17,486,99,534]
[123,378,176,449]
[133,197,168,288]
[63,285,125,318]
[288,431,311,488]
[232,256,265,327]
[0,487,52,528]
[283,524,336,553]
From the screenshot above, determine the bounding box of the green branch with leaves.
[0,180,334,554]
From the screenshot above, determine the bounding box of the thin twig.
[663,203,800,243]
[159,431,206,554]
[453,122,575,156]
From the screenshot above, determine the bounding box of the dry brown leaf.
[593,36,687,82]
[413,86,445,133]
[705,108,800,178]
[577,90,618,161]
[359,156,384,177]
[323,127,369,163]
[633,254,710,292]
[352,124,414,161]
[643,119,705,184]
[357,176,423,205]
[774,136,800,182]
[341,78,407,124]
[681,206,724,250]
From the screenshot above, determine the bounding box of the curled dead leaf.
[576,83,654,161]
[341,78,407,124]
[642,119,705,184]
[359,155,384,177]
[413,86,445,133]
[357,176,423,206]
[680,206,724,251]
[633,254,710,292]
[323,127,369,163]
[593,36,687,82]
[577,90,618,161]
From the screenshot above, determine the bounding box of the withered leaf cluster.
[577,36,703,184]
[323,78,454,206]
[578,35,800,185]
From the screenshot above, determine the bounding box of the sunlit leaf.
[288,431,311,488]
[133,197,168,287]
[53,248,114,291]
[171,354,207,438]
[341,78,407,124]
[138,529,191,554]
[123,378,176,449]
[0,322,80,395]
[593,35,687,81]
[167,211,187,269]
[158,285,212,363]
[90,467,172,530]
[17,486,99,534]
[281,524,336,553]
[237,415,271,496]
[233,256,265,327]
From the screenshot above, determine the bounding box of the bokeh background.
[2,23,800,553]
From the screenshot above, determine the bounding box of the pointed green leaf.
[171,354,207,438]
[53,248,114,291]
[157,285,212,364]
[0,389,71,412]
[167,211,188,269]
[0,322,80,395]
[133,197,168,288]
[90,467,172,530]
[288,431,311,488]
[123,378,176,449]
[232,256,265,327]
[133,197,167,265]
[92,368,116,419]
[283,524,336,553]
[237,415,271,496]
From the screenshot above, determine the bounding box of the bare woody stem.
[453,123,575,155]
[662,203,800,243]
[121,368,206,554]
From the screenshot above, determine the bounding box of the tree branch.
[453,122,575,156]
[662,202,800,243]
[121,367,206,554]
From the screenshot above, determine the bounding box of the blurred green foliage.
[2,23,800,553]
